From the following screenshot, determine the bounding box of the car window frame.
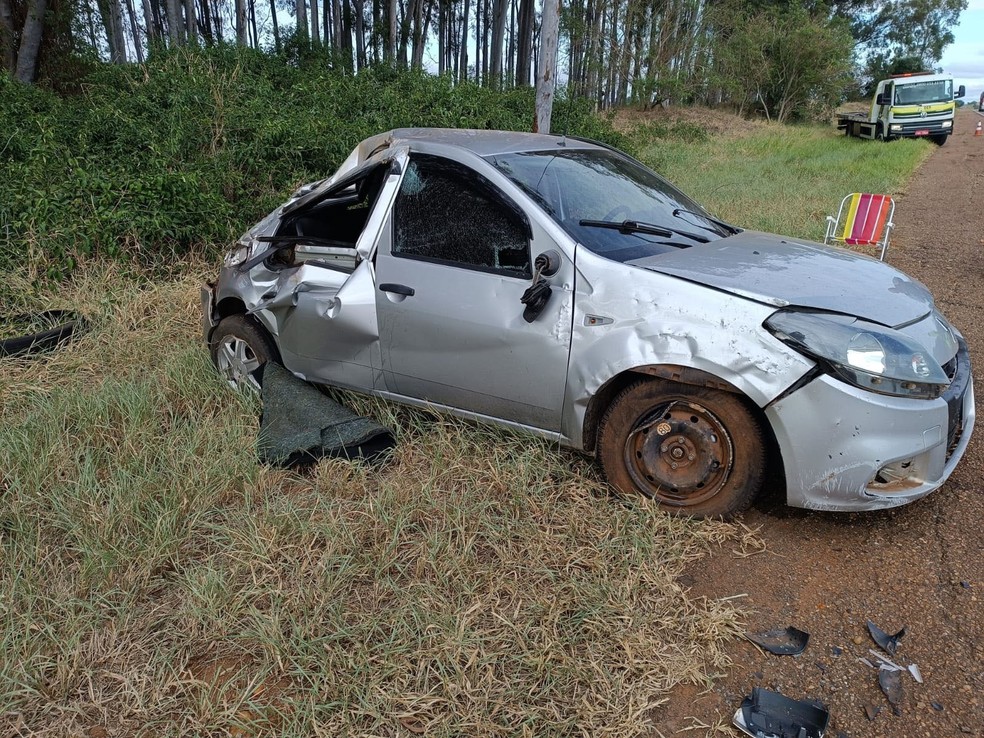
[390,153,534,280]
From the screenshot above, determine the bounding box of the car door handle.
[379,283,415,297]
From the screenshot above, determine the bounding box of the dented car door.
[268,150,409,389]
[373,153,574,431]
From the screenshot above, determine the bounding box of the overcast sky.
[940,0,984,104]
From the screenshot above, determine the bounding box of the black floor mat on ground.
[257,362,395,467]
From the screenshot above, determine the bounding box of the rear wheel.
[209,314,277,392]
[598,379,766,519]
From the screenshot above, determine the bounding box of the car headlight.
[942,120,952,128]
[765,310,949,399]
[223,243,252,267]
[890,124,903,131]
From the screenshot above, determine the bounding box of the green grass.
[0,267,755,736]
[635,122,934,241]
[0,115,932,736]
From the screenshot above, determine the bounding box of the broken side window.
[267,163,389,273]
[392,155,531,278]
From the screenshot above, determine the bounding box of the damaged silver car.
[202,129,975,518]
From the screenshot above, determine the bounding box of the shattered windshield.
[894,80,952,105]
[488,148,729,262]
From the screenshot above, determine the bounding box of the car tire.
[598,379,765,519]
[209,314,278,392]
[931,134,948,146]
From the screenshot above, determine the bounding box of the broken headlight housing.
[223,240,252,267]
[765,310,950,399]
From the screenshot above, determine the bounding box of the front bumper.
[766,345,975,511]
[889,119,951,138]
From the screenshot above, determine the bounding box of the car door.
[373,153,574,432]
[270,149,408,390]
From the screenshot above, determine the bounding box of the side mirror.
[876,93,890,106]
[956,85,966,98]
[520,250,563,323]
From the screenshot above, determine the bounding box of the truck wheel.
[931,134,948,146]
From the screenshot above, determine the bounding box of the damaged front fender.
[564,246,815,451]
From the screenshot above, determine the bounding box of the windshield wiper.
[579,219,710,243]
[671,208,740,235]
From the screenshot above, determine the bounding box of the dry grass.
[0,263,755,736]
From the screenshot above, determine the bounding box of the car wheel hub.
[624,401,734,506]
[216,335,261,392]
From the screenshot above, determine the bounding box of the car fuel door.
[373,154,574,432]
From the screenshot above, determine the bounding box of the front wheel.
[209,314,278,392]
[598,380,766,519]
[931,134,948,146]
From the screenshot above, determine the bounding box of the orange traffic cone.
[977,121,982,137]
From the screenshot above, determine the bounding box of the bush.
[0,47,623,277]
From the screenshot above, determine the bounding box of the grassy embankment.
[1,81,933,736]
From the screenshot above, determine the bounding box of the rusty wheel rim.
[623,400,735,506]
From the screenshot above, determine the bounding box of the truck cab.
[872,72,964,144]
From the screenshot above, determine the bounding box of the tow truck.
[837,71,966,145]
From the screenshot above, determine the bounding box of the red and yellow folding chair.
[824,193,895,261]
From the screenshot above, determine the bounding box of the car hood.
[629,231,933,328]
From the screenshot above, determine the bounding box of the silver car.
[201,129,975,518]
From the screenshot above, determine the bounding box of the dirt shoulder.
[655,108,984,737]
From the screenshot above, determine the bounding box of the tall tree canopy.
[0,0,968,114]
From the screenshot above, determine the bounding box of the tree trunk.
[535,0,559,132]
[98,0,129,61]
[249,0,258,47]
[295,0,306,42]
[385,0,396,60]
[437,0,444,73]
[268,0,279,49]
[473,0,481,82]
[0,0,16,73]
[458,0,468,80]
[515,0,533,86]
[488,0,505,87]
[184,0,196,43]
[140,0,157,44]
[200,0,215,42]
[354,0,365,68]
[310,0,320,44]
[125,0,144,60]
[342,0,354,65]
[14,0,46,83]
[410,0,432,68]
[332,0,342,56]
[166,0,182,44]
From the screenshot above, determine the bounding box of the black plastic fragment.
[831,646,843,657]
[746,626,810,656]
[930,701,944,712]
[0,310,87,359]
[867,620,906,656]
[879,668,903,706]
[733,687,829,738]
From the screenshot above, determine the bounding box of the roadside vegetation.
[0,51,937,737]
